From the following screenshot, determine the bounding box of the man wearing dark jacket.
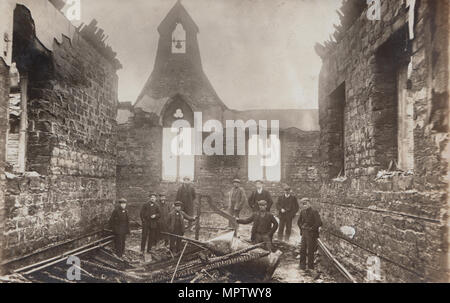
[108,198,130,258]
[176,177,196,217]
[228,178,247,227]
[168,201,197,254]
[157,193,172,247]
[140,193,161,255]
[276,185,299,242]
[247,180,274,212]
[297,198,322,270]
[236,200,278,252]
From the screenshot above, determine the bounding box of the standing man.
[276,185,299,242]
[236,200,278,252]
[168,201,197,254]
[228,178,247,227]
[140,193,161,259]
[157,193,171,247]
[108,198,130,258]
[297,198,322,271]
[176,177,196,217]
[248,180,274,212]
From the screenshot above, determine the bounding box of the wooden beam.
[16,238,113,275]
[318,239,357,283]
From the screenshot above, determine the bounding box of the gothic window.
[248,134,281,182]
[162,99,194,181]
[172,23,186,54]
[162,127,195,181]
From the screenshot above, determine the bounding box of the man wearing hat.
[297,198,322,270]
[236,200,278,252]
[228,178,247,227]
[248,180,274,212]
[108,198,130,258]
[157,193,171,247]
[276,184,299,242]
[176,177,196,221]
[140,193,161,257]
[168,201,197,254]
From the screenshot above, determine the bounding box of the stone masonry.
[317,0,449,282]
[1,4,120,262]
[0,58,10,270]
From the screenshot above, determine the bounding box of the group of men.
[140,177,198,260]
[230,178,322,271]
[109,177,198,261]
[109,177,322,271]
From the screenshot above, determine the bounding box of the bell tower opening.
[172,23,186,54]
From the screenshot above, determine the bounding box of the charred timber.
[163,231,282,281]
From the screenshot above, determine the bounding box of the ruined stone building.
[0,0,121,268]
[0,0,320,271]
[117,1,321,220]
[0,0,449,284]
[316,0,449,282]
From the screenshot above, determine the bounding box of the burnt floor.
[121,219,336,283]
[0,215,337,283]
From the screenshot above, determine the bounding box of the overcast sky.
[74,0,341,110]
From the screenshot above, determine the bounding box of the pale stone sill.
[5,171,42,179]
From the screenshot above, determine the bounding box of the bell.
[175,41,183,49]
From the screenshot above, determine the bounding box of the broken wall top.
[0,0,121,70]
[315,0,417,60]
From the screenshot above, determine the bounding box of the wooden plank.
[20,239,113,275]
[317,239,357,283]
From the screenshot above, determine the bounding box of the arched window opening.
[248,133,281,182]
[162,98,194,181]
[172,23,186,54]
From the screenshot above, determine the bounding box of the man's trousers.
[278,216,293,241]
[114,233,127,257]
[254,233,273,252]
[141,226,158,252]
[300,230,318,269]
[228,209,241,227]
[170,234,183,254]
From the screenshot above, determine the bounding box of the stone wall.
[1,5,119,261]
[117,113,320,221]
[0,58,10,269]
[318,0,449,282]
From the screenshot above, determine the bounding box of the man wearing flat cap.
[276,184,299,242]
[168,201,197,254]
[236,200,278,252]
[228,178,247,227]
[248,180,274,212]
[140,193,161,258]
[297,198,322,271]
[176,177,196,220]
[108,198,130,258]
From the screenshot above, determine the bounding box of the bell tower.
[135,0,227,122]
[153,0,202,71]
